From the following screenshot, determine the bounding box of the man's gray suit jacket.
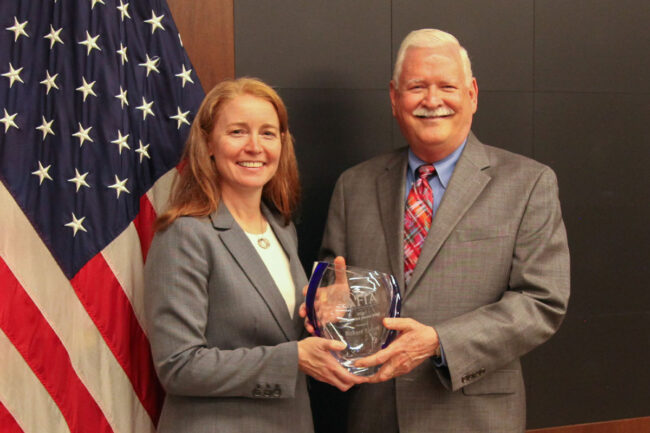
[320,132,570,433]
[144,203,313,433]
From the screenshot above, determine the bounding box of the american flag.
[0,1,205,432]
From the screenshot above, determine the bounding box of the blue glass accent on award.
[306,261,402,376]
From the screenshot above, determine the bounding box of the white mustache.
[412,107,455,118]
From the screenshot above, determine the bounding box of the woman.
[144,78,364,433]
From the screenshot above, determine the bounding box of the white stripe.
[102,223,146,332]
[0,183,155,433]
[0,329,71,433]
[146,168,177,215]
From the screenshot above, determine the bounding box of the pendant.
[257,237,270,249]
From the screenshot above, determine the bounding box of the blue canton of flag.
[0,1,205,432]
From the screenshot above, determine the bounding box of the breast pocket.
[454,224,515,243]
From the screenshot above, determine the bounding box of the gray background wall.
[233,0,650,429]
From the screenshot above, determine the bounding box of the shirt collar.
[407,138,468,188]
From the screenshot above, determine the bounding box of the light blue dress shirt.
[405,139,467,214]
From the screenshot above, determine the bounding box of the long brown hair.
[156,78,300,231]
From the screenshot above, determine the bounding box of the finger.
[366,363,395,383]
[335,369,369,388]
[382,317,415,331]
[298,303,306,318]
[333,256,347,286]
[312,371,352,392]
[302,284,308,296]
[304,320,315,335]
[324,339,347,352]
[354,346,394,368]
[311,359,364,391]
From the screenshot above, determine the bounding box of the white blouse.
[244,224,296,318]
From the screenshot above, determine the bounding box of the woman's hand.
[299,256,349,335]
[297,337,367,391]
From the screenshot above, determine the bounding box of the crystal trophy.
[306,261,401,376]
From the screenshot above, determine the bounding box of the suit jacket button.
[273,384,281,397]
[253,384,263,397]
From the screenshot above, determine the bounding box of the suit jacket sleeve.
[144,217,300,399]
[434,166,570,391]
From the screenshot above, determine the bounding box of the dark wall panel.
[234,0,391,89]
[472,91,534,157]
[392,0,534,91]
[524,312,650,427]
[534,93,650,317]
[278,88,394,265]
[535,0,650,92]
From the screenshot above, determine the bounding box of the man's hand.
[354,318,439,383]
[297,337,368,391]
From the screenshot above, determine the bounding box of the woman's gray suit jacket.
[144,203,313,433]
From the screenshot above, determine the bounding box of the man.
[317,29,570,432]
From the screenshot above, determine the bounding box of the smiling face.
[390,44,478,162]
[209,94,281,199]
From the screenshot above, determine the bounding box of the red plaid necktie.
[404,164,436,282]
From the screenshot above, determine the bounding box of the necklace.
[257,237,270,249]
[257,219,270,249]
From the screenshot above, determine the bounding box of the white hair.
[393,29,473,86]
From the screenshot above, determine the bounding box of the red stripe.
[0,401,25,433]
[0,258,114,433]
[134,195,157,260]
[70,254,164,425]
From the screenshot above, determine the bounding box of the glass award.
[306,261,401,376]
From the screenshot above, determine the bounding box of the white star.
[65,213,87,237]
[35,116,55,140]
[108,175,130,198]
[90,0,105,9]
[144,10,165,34]
[175,64,194,87]
[111,130,130,154]
[72,122,93,147]
[40,70,60,94]
[78,31,101,55]
[0,109,19,132]
[32,161,53,185]
[117,1,131,21]
[135,140,151,163]
[76,77,97,101]
[116,43,128,65]
[44,25,63,49]
[115,86,128,108]
[139,54,160,77]
[136,97,155,120]
[6,17,29,41]
[2,63,24,88]
[68,169,90,192]
[170,107,190,129]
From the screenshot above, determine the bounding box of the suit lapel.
[210,203,297,341]
[262,204,307,339]
[406,133,491,296]
[377,149,409,289]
